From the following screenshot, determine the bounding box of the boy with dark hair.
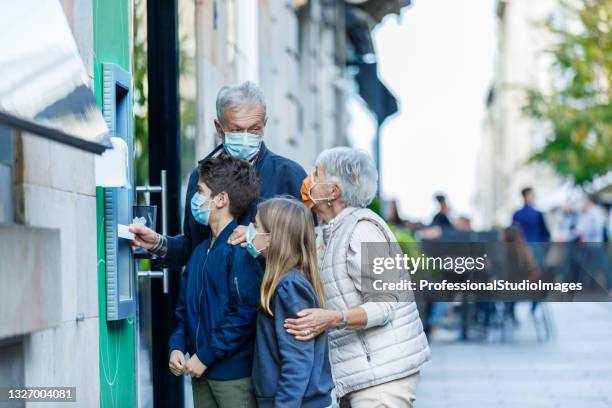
[168,156,263,407]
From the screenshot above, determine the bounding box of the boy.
[168,156,263,407]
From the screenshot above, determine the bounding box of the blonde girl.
[248,197,333,408]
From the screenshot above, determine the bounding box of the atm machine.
[99,62,169,407]
[101,62,137,321]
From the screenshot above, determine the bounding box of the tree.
[524,0,612,187]
[132,0,196,191]
[133,0,148,189]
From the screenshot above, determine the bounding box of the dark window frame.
[0,124,13,224]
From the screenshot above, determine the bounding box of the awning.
[354,61,398,126]
[346,5,399,126]
[345,0,411,25]
[0,0,110,154]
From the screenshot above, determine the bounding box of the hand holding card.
[118,224,135,240]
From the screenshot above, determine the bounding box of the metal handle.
[160,170,169,294]
[135,169,169,294]
[138,270,164,278]
[135,186,162,193]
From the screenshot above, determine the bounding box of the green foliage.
[133,0,148,189]
[368,197,419,257]
[524,0,612,186]
[367,196,384,218]
[178,25,196,179]
[390,224,420,258]
[132,0,196,193]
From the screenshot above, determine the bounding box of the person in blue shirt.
[246,197,333,408]
[511,187,551,317]
[512,187,550,243]
[512,187,551,270]
[168,156,263,408]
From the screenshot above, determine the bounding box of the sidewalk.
[416,302,612,408]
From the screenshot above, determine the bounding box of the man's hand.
[184,354,207,378]
[168,350,186,376]
[129,223,160,251]
[228,225,248,247]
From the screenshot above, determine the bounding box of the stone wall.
[0,1,102,406]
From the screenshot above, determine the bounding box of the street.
[417,302,612,407]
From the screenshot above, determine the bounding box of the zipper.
[194,246,211,351]
[234,276,242,303]
[358,333,371,362]
[322,209,372,362]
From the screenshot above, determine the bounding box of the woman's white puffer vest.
[319,207,430,397]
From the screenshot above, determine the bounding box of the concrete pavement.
[416,302,612,408]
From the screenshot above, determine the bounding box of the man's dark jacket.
[160,143,307,268]
[512,204,550,243]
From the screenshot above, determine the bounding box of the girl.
[247,197,333,408]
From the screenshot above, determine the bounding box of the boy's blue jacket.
[168,219,264,380]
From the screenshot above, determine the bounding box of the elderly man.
[130,81,307,267]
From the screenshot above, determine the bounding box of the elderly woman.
[285,147,430,407]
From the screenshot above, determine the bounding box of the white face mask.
[245,222,270,258]
[191,192,217,226]
[223,131,263,160]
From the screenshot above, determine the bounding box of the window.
[0,124,13,224]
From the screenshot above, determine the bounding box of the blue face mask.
[245,222,269,258]
[223,131,263,160]
[191,192,214,226]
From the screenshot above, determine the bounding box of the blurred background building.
[192,0,348,168]
[182,0,405,181]
[474,0,564,229]
[474,0,611,231]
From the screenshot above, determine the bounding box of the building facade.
[473,0,566,230]
[193,0,349,171]
[0,0,136,406]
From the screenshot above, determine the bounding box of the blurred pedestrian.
[427,194,457,341]
[512,187,550,270]
[501,225,540,323]
[577,197,607,243]
[431,193,453,230]
[553,202,581,284]
[454,215,472,232]
[576,196,611,289]
[512,187,550,242]
[556,203,579,243]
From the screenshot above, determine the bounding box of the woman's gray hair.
[315,147,378,208]
[216,81,267,124]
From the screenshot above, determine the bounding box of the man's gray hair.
[315,147,378,208]
[216,81,267,123]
